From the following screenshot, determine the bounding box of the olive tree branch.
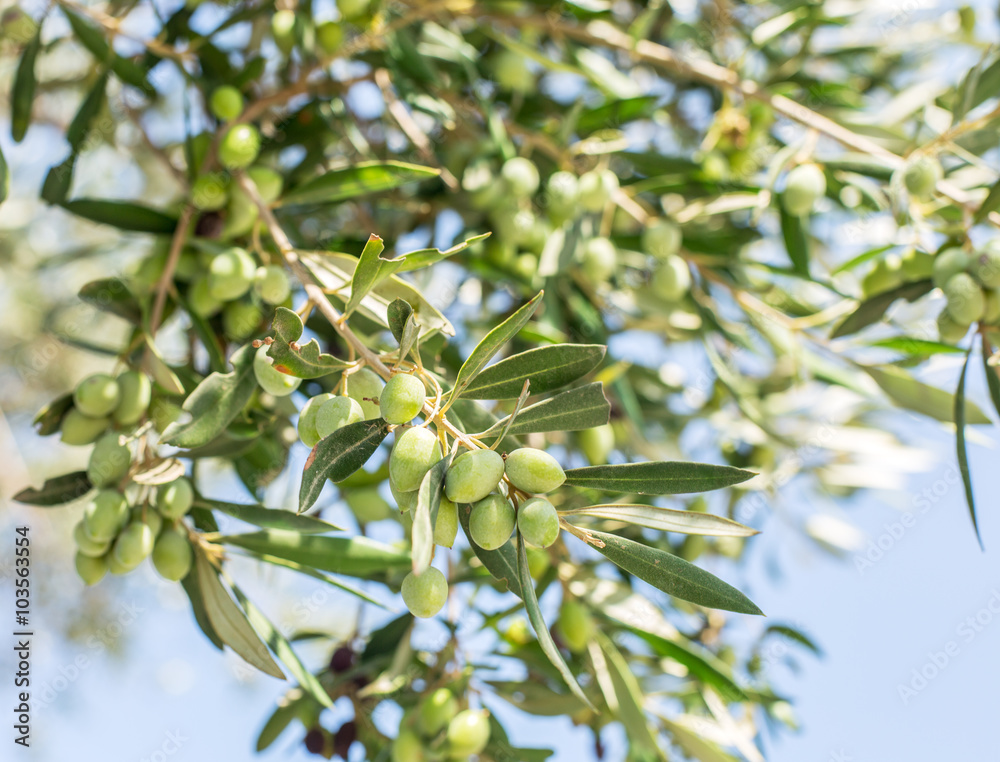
[149,204,195,336]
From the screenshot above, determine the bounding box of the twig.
[150,205,195,336]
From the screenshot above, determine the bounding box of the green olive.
[380,374,426,424]
[557,599,594,654]
[317,21,345,54]
[113,370,151,426]
[208,247,256,301]
[503,448,565,494]
[152,526,193,581]
[191,173,230,211]
[400,567,448,618]
[113,520,155,568]
[782,164,826,216]
[187,276,224,318]
[346,367,384,420]
[315,396,364,439]
[73,520,111,558]
[903,157,941,199]
[222,299,264,341]
[219,124,261,170]
[469,493,515,551]
[446,710,490,757]
[156,476,194,520]
[971,246,1000,288]
[433,497,458,548]
[298,393,334,448]
[210,86,243,121]
[943,272,985,324]
[254,344,302,397]
[578,169,618,212]
[932,247,972,289]
[418,688,458,737]
[492,49,535,93]
[444,449,504,504]
[74,373,121,418]
[580,237,617,283]
[345,488,392,524]
[83,489,130,542]
[389,427,442,493]
[577,424,614,465]
[60,409,109,446]
[87,432,130,488]
[517,497,559,548]
[75,552,108,586]
[253,265,291,305]
[501,157,540,198]
[642,219,682,260]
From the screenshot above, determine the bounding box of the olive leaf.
[344,234,387,318]
[832,280,934,339]
[865,364,990,424]
[11,29,41,142]
[562,460,755,495]
[584,529,763,615]
[32,393,74,437]
[299,418,391,513]
[13,471,92,506]
[266,307,349,378]
[62,7,152,90]
[0,142,8,205]
[195,498,344,533]
[411,451,456,576]
[239,551,386,607]
[193,548,285,679]
[460,344,606,399]
[161,344,257,448]
[279,160,440,206]
[480,382,611,438]
[955,349,982,549]
[222,530,411,578]
[448,291,544,403]
[458,503,522,598]
[387,299,413,344]
[561,504,758,536]
[79,278,142,324]
[60,199,177,234]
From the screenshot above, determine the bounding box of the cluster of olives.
[271,0,373,62]
[59,371,151,446]
[934,243,1000,342]
[393,689,491,762]
[74,476,194,586]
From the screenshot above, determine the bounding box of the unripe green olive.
[114,520,155,568]
[345,488,392,524]
[861,254,904,297]
[219,124,261,170]
[446,710,490,756]
[391,482,418,512]
[315,396,364,439]
[247,166,284,203]
[578,169,618,212]
[400,567,448,618]
[944,272,986,324]
[74,373,121,418]
[83,489,129,542]
[546,171,579,220]
[253,265,291,305]
[271,10,297,53]
[223,299,264,340]
[517,497,559,548]
[937,311,969,344]
[971,247,1000,288]
[210,86,243,121]
[782,164,826,216]
[527,546,549,579]
[187,276,224,318]
[298,393,334,448]
[445,449,504,504]
[317,21,345,53]
[152,526,193,581]
[208,247,256,301]
[337,0,371,20]
[254,344,303,397]
[346,367,384,419]
[580,237,617,282]
[651,254,691,302]
[985,290,1000,324]
[501,157,540,198]
[134,506,163,538]
[504,448,565,494]
[578,424,614,465]
[75,552,108,586]
[557,599,594,654]
[60,409,110,446]
[469,493,515,550]
[191,172,230,211]
[903,157,941,199]
[223,193,259,239]
[107,549,135,576]
[389,427,442,492]
[157,476,194,519]
[380,374,426,424]
[642,219,682,260]
[74,520,111,558]
[418,688,458,737]
[900,249,935,281]
[113,370,151,425]
[433,497,458,548]
[87,432,130,488]
[492,49,535,93]
[390,729,424,762]
[932,247,971,289]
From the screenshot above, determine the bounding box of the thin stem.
[150,205,195,336]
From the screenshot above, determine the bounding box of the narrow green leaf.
[584,529,764,615]
[412,454,453,575]
[67,70,109,151]
[161,344,257,448]
[493,379,532,445]
[596,634,663,758]
[193,549,285,678]
[243,552,386,607]
[379,232,490,276]
[563,461,755,495]
[281,161,440,206]
[361,613,414,663]
[831,244,895,276]
[387,299,413,345]
[831,280,933,339]
[62,7,151,90]
[659,717,741,762]
[61,199,177,233]
[397,312,419,364]
[458,503,523,598]
[562,504,758,537]
[461,344,606,400]
[41,156,76,205]
[11,30,41,142]
[482,382,610,437]
[0,142,8,205]
[779,206,809,277]
[196,498,343,533]
[868,337,965,357]
[981,334,1000,420]
[865,364,991,425]
[180,568,224,651]
[79,278,142,323]
[448,292,544,403]
[255,697,303,752]
[13,471,92,506]
[32,393,73,436]
[266,307,349,378]
[344,234,387,318]
[230,584,335,708]
[221,530,411,578]
[299,419,391,513]
[764,624,823,656]
[516,534,594,709]
[142,339,185,396]
[955,350,982,548]
[619,622,748,702]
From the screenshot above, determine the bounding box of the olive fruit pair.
[444,447,564,502]
[61,370,151,446]
[298,394,364,448]
[392,694,490,761]
[468,493,559,550]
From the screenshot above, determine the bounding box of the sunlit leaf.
[460,344,606,400]
[281,161,440,206]
[222,530,410,578]
[865,364,990,425]
[563,461,755,495]
[266,307,349,378]
[197,498,343,533]
[299,419,391,513]
[562,504,758,536]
